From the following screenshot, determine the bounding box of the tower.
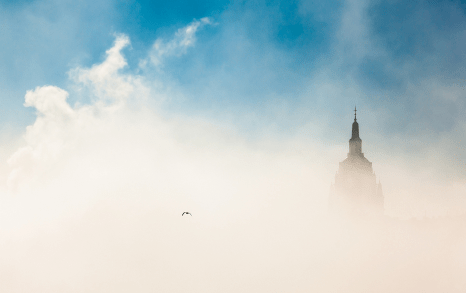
[329,107,384,215]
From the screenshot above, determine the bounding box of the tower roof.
[351,106,360,141]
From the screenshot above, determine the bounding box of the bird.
[182,212,192,216]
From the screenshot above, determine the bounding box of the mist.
[1,16,466,292]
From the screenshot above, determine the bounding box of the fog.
[0,35,466,292]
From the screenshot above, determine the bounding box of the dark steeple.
[349,106,362,155]
[351,106,360,140]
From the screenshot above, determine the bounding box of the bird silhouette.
[182,212,192,216]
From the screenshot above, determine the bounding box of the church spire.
[349,107,362,155]
[351,106,360,141]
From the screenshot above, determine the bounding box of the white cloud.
[70,34,150,107]
[144,17,212,68]
[8,86,75,190]
[6,34,151,191]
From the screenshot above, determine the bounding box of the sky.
[1,0,466,291]
[1,0,466,161]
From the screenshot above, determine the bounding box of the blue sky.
[1,0,466,176]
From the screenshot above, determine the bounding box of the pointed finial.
[354,106,357,122]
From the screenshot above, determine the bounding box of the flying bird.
[182,212,192,216]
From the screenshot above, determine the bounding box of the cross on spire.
[354,106,357,122]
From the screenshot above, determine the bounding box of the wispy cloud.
[142,17,212,68]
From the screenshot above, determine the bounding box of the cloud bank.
[0,5,466,292]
